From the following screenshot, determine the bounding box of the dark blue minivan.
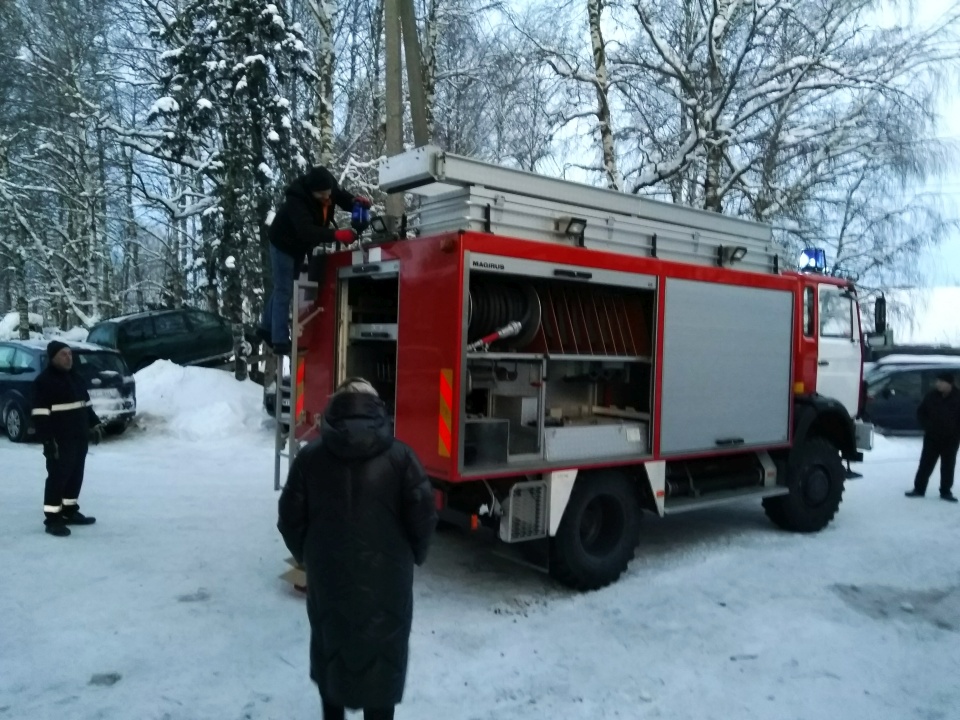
[0,340,136,442]
[863,357,960,435]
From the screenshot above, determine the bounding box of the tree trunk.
[121,148,145,311]
[423,0,441,140]
[587,0,621,191]
[702,3,727,213]
[703,142,723,212]
[370,0,387,156]
[17,294,29,340]
[384,0,405,224]
[311,0,337,164]
[96,125,110,320]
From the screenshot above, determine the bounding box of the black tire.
[763,437,845,533]
[4,403,29,443]
[549,471,641,591]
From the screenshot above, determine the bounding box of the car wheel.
[4,403,29,443]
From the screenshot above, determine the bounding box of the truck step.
[663,485,789,514]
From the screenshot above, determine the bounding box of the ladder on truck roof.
[380,145,782,275]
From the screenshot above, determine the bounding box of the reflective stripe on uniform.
[50,402,86,412]
[32,408,51,416]
[62,499,78,506]
[43,505,62,513]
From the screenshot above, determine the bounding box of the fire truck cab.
[283,146,874,591]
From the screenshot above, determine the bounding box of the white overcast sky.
[910,0,960,286]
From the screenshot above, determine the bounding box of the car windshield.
[87,323,118,347]
[864,365,897,383]
[74,351,127,380]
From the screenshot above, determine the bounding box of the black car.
[87,307,244,373]
[864,358,960,435]
[0,340,136,442]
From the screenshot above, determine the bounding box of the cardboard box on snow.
[280,557,307,590]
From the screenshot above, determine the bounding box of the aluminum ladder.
[380,146,783,275]
[271,275,325,491]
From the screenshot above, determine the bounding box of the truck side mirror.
[874,294,887,335]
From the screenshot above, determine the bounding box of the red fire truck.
[277,146,875,591]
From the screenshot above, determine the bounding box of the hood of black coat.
[321,393,393,461]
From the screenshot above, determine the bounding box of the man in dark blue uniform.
[32,340,104,536]
[906,370,960,503]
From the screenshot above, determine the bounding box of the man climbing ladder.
[259,166,371,355]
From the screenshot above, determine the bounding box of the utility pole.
[384,0,431,230]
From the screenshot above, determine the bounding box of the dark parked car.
[863,357,960,435]
[87,307,240,373]
[0,339,136,442]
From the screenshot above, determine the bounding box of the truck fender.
[547,470,578,536]
[642,461,666,517]
[793,395,858,461]
[546,463,665,537]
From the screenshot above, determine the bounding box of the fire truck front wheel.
[549,471,641,591]
[763,438,845,533]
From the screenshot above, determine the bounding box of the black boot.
[940,492,958,503]
[256,327,274,350]
[44,516,71,537]
[905,489,925,498]
[62,505,96,525]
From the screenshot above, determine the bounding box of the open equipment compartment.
[461,252,656,473]
[335,260,400,418]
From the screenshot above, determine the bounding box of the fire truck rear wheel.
[763,437,845,533]
[549,471,641,591]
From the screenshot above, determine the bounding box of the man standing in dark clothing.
[259,167,371,355]
[32,341,104,536]
[277,378,437,720]
[906,370,960,502]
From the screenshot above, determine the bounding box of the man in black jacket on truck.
[258,167,371,355]
[906,370,960,502]
[32,340,104,536]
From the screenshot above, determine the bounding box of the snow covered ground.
[2,364,959,720]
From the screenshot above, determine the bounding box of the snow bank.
[0,311,43,340]
[0,313,90,343]
[133,360,268,441]
[52,326,89,342]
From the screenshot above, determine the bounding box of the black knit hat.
[46,340,69,361]
[936,370,956,385]
[302,166,338,193]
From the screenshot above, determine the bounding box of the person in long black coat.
[906,370,960,502]
[277,378,437,720]
[258,167,370,354]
